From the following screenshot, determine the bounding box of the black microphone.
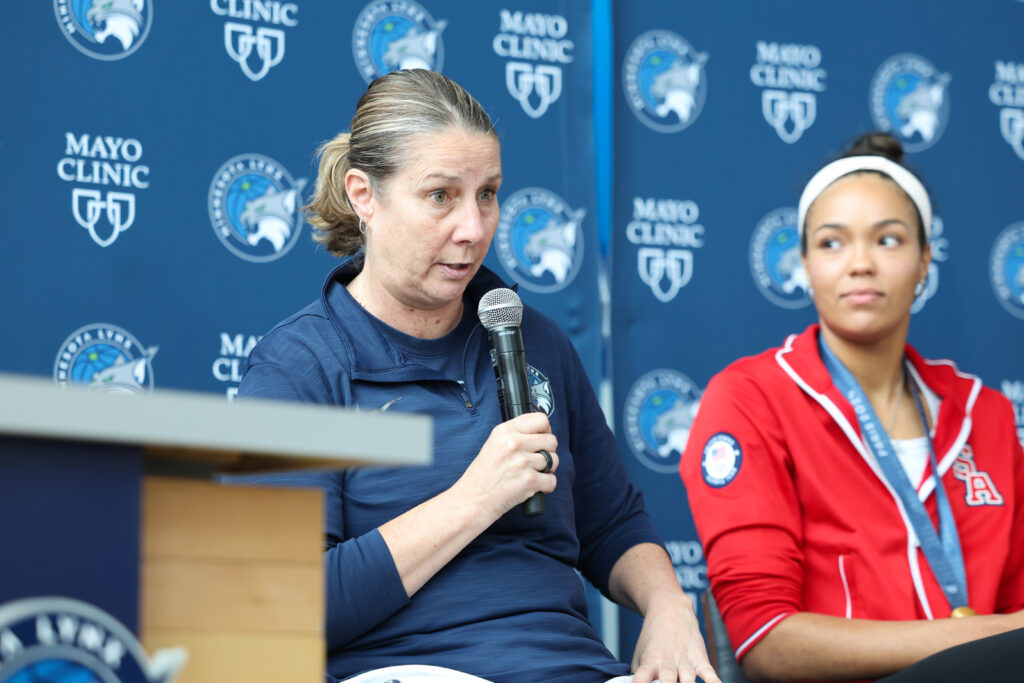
[477,288,546,516]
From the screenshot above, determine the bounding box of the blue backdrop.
[2,0,1023,667]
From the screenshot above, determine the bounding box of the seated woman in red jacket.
[680,132,1024,682]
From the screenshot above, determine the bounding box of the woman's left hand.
[630,590,720,683]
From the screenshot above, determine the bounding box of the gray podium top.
[0,373,431,472]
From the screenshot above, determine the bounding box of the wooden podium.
[0,373,431,682]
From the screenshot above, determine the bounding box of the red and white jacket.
[680,325,1024,667]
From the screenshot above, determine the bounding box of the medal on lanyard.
[818,337,972,616]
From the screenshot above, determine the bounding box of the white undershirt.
[890,367,943,488]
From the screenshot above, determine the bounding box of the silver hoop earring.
[914,280,926,298]
[806,285,815,300]
[358,218,367,234]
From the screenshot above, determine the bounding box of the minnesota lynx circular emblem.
[53,323,158,393]
[623,369,702,473]
[990,221,1024,319]
[623,30,708,133]
[54,0,153,61]
[870,53,951,152]
[749,207,810,309]
[352,0,447,82]
[495,187,586,293]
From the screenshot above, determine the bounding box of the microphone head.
[477,288,524,330]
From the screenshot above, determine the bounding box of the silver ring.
[538,450,553,473]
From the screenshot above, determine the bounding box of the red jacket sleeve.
[995,396,1024,613]
[680,366,802,660]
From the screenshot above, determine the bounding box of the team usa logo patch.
[701,432,742,488]
[624,369,702,474]
[527,364,554,416]
[208,154,307,263]
[749,207,809,309]
[0,597,185,683]
[623,30,708,133]
[53,323,158,393]
[54,0,152,61]
[870,53,951,153]
[952,445,1004,506]
[495,187,586,293]
[352,0,447,83]
[989,221,1024,319]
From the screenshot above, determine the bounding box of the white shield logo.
[506,62,563,119]
[1000,108,1024,161]
[72,188,136,247]
[762,90,817,144]
[638,247,693,303]
[224,22,286,82]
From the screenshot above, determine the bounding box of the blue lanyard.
[819,337,969,610]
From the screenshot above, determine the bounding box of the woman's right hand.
[453,412,560,519]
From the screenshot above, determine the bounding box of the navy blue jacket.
[238,256,662,682]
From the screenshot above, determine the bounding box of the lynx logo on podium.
[493,9,574,119]
[210,0,298,81]
[627,197,705,303]
[0,597,185,683]
[623,30,708,133]
[750,41,827,144]
[990,221,1024,319]
[57,132,151,248]
[495,187,585,293]
[870,53,951,152]
[989,61,1024,160]
[623,369,702,474]
[353,0,447,83]
[53,323,158,393]
[749,208,809,309]
[208,154,306,263]
[54,0,152,60]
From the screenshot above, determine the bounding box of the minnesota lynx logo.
[627,197,706,303]
[623,30,708,133]
[54,323,158,393]
[527,364,554,416]
[989,61,1024,160]
[990,221,1024,319]
[57,132,151,247]
[211,1,298,82]
[624,369,702,474]
[493,10,573,119]
[871,54,951,152]
[750,41,826,143]
[208,154,307,263]
[54,0,152,60]
[911,216,949,314]
[0,597,184,683]
[750,208,809,309]
[496,187,585,293]
[353,0,447,83]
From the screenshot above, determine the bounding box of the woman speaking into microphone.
[238,69,717,683]
[680,133,1024,682]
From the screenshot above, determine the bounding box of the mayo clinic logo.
[990,221,1024,319]
[989,61,1024,161]
[57,132,151,248]
[1000,379,1024,450]
[213,332,261,401]
[750,41,826,144]
[493,10,573,119]
[54,323,158,393]
[911,216,949,314]
[208,154,307,263]
[210,0,299,82]
[623,30,708,133]
[495,187,585,293]
[0,597,184,683]
[870,53,951,153]
[664,540,708,606]
[749,208,809,309]
[627,196,705,303]
[353,0,447,83]
[623,369,702,474]
[54,0,152,60]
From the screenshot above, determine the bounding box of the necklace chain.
[886,366,906,434]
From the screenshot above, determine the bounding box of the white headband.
[797,155,931,241]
